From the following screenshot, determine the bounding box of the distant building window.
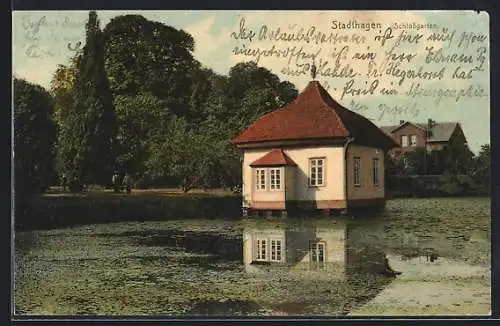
[310,241,326,269]
[309,158,325,186]
[402,156,409,168]
[269,168,282,191]
[372,158,380,185]
[270,239,282,262]
[256,239,267,261]
[255,169,266,191]
[410,135,417,147]
[354,157,361,186]
[401,135,409,147]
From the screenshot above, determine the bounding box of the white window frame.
[410,135,417,147]
[255,238,267,261]
[354,156,361,186]
[309,158,325,187]
[269,168,282,191]
[270,239,283,262]
[255,168,267,191]
[310,241,326,269]
[372,157,380,186]
[255,237,284,263]
[401,135,409,147]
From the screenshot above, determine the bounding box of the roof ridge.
[310,81,350,136]
[231,80,397,150]
[250,148,298,167]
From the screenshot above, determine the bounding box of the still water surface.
[14,198,491,316]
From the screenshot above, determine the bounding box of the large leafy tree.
[103,15,197,117]
[205,62,298,139]
[59,11,117,190]
[146,116,216,192]
[50,56,80,130]
[14,78,56,196]
[50,55,80,176]
[114,93,166,176]
[188,65,217,124]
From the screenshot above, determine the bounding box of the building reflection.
[243,221,398,280]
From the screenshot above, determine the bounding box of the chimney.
[427,118,434,138]
[399,120,405,125]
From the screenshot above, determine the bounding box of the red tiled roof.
[231,81,398,150]
[250,149,297,167]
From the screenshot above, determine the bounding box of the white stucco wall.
[242,146,345,207]
[284,166,295,201]
[295,227,346,264]
[346,145,385,200]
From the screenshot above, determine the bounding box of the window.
[270,239,282,262]
[269,168,282,190]
[401,135,408,147]
[410,135,417,147]
[310,241,326,269]
[255,169,266,191]
[402,156,409,168]
[256,239,267,261]
[255,238,283,262]
[309,158,325,186]
[372,158,380,185]
[354,157,361,186]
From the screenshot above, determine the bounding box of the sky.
[12,10,490,153]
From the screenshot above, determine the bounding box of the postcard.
[12,10,491,317]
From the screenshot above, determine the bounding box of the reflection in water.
[241,221,399,314]
[243,221,400,277]
[15,198,491,316]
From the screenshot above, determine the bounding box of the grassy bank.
[15,189,242,231]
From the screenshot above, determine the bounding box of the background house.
[380,120,470,174]
[231,80,397,216]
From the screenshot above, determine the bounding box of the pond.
[14,197,491,316]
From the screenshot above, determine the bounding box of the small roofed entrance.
[248,149,297,216]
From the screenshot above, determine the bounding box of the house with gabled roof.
[380,119,469,173]
[380,119,468,154]
[230,78,398,217]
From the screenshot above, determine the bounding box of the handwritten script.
[229,15,489,122]
[20,14,84,59]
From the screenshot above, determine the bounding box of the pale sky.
[12,10,490,153]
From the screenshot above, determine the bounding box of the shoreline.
[348,255,491,316]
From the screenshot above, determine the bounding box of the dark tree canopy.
[103,15,196,117]
[37,14,301,193]
[59,11,117,189]
[14,78,56,196]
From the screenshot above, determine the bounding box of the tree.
[469,144,490,195]
[114,93,166,176]
[50,55,80,176]
[187,66,217,124]
[146,117,214,192]
[59,11,117,190]
[205,62,298,138]
[103,15,197,117]
[50,56,80,130]
[406,148,428,175]
[443,138,474,175]
[14,78,56,196]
